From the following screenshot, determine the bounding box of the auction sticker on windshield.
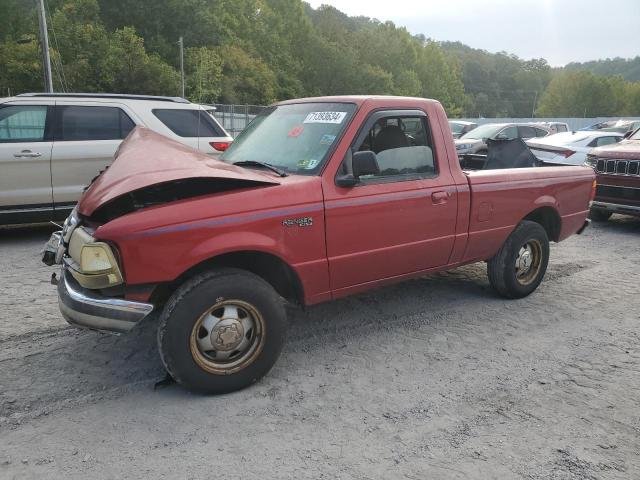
[303,111,347,124]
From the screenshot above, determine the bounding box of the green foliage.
[565,57,640,82]
[185,47,223,103]
[536,71,632,117]
[1,0,638,116]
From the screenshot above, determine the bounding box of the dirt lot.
[1,217,639,479]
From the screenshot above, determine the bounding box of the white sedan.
[526,131,623,166]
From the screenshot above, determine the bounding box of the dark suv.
[586,128,640,220]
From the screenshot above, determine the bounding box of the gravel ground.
[0,217,639,479]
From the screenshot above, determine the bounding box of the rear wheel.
[487,221,550,299]
[589,209,612,222]
[158,268,286,394]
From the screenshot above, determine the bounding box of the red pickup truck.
[42,96,595,393]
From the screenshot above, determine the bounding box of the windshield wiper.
[233,160,288,177]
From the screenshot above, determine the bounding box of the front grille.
[595,158,640,177]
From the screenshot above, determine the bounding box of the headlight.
[80,243,117,273]
[456,144,471,151]
[584,155,597,168]
[67,227,123,288]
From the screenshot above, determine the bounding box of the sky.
[307,0,639,66]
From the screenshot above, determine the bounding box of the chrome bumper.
[58,267,153,334]
[592,201,640,217]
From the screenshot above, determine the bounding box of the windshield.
[460,124,501,140]
[631,128,640,140]
[221,102,356,175]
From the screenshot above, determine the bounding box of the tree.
[536,71,619,117]
[185,46,223,103]
[107,27,179,95]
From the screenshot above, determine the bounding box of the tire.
[487,221,550,299]
[589,209,612,222]
[157,268,286,394]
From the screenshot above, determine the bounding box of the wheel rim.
[514,239,543,286]
[189,299,265,375]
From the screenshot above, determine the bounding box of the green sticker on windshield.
[297,158,321,170]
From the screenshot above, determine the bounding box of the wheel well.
[523,207,561,242]
[151,251,304,307]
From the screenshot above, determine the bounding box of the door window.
[353,115,437,182]
[517,126,538,139]
[57,106,135,141]
[152,109,224,137]
[595,136,619,147]
[0,105,48,142]
[496,126,517,140]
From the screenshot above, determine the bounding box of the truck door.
[323,110,458,291]
[50,102,136,218]
[0,101,54,220]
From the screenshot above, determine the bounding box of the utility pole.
[178,36,185,98]
[36,0,53,92]
[531,90,538,118]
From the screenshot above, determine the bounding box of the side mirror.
[335,150,380,187]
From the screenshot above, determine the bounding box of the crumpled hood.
[591,139,640,160]
[78,127,279,216]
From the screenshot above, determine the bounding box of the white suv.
[0,93,233,225]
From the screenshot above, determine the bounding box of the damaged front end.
[42,128,280,333]
[43,208,152,333]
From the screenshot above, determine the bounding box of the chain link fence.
[207,104,268,137]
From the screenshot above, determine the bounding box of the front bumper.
[57,266,153,333]
[591,200,640,217]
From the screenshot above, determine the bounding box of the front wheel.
[487,221,550,299]
[158,268,286,394]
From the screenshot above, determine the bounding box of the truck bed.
[462,166,594,263]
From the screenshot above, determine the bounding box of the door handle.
[431,191,450,204]
[14,150,42,158]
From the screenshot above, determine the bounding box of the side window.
[58,106,135,141]
[354,115,437,182]
[596,136,618,147]
[517,126,537,139]
[152,109,224,137]
[534,127,550,137]
[0,105,48,142]
[556,124,568,133]
[497,126,517,139]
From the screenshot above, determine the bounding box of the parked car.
[0,93,232,225]
[581,119,640,136]
[585,127,640,220]
[526,131,623,166]
[41,95,595,394]
[532,121,570,135]
[455,123,550,155]
[448,120,478,139]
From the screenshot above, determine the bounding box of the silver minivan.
[0,93,233,225]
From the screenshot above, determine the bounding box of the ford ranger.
[42,96,595,393]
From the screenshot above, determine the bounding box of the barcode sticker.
[303,112,347,124]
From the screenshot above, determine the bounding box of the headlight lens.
[67,227,123,288]
[584,155,597,168]
[456,143,471,151]
[80,243,116,273]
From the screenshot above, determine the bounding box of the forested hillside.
[0,0,639,117]
[565,57,640,82]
